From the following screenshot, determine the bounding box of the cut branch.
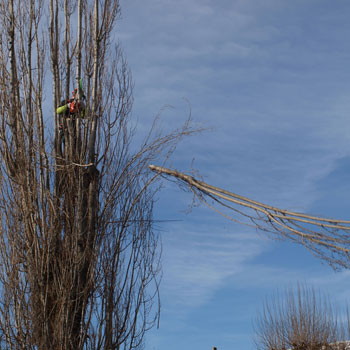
[149,164,350,268]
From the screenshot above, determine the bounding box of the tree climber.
[56,81,86,147]
[56,88,86,119]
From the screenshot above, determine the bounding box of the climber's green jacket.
[56,103,69,115]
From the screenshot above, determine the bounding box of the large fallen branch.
[149,165,350,268]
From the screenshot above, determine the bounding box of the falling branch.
[149,164,350,268]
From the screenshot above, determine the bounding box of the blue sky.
[118,1,350,349]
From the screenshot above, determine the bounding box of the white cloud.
[119,3,350,348]
[160,222,268,312]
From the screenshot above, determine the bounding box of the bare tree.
[0,1,196,349]
[148,165,350,269]
[254,284,348,350]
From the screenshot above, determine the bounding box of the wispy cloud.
[119,1,350,349]
[120,0,350,213]
[160,221,269,313]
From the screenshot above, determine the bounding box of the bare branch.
[149,165,350,268]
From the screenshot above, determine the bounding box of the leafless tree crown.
[0,1,196,349]
[254,284,349,350]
